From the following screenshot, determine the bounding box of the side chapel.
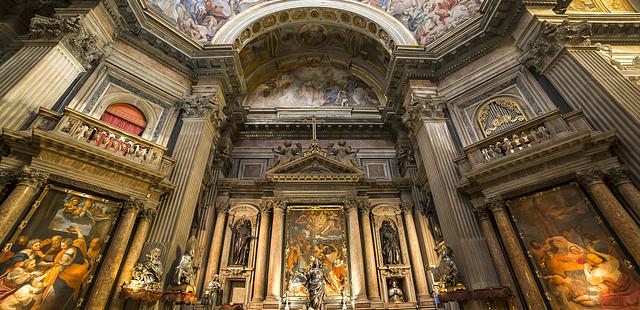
[0,0,640,309]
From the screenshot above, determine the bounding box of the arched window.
[100,103,147,136]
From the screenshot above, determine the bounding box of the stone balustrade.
[457,109,591,173]
[30,108,169,171]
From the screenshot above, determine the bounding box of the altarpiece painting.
[508,183,640,309]
[285,207,350,299]
[0,185,120,310]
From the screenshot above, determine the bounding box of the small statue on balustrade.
[304,258,334,310]
[126,247,164,291]
[272,141,302,166]
[230,219,255,266]
[430,243,463,291]
[380,221,402,265]
[328,140,359,167]
[388,280,404,303]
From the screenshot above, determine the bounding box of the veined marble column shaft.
[345,199,368,303]
[578,168,640,261]
[204,201,228,287]
[111,208,156,309]
[265,202,285,304]
[401,202,431,303]
[251,201,273,303]
[0,167,48,243]
[606,167,640,218]
[474,208,523,310]
[147,94,225,269]
[402,94,499,289]
[86,198,142,310]
[359,203,381,302]
[488,198,546,309]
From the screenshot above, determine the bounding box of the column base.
[353,298,370,308]
[262,298,280,309]
[249,301,265,309]
[416,297,436,308]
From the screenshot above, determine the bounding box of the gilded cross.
[304,115,325,141]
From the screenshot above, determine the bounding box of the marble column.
[110,207,157,309]
[251,200,273,303]
[345,198,368,303]
[0,14,98,130]
[401,202,431,304]
[204,199,229,287]
[0,167,48,243]
[577,168,640,261]
[402,88,499,289]
[358,201,381,302]
[86,198,143,310]
[606,167,640,218]
[146,92,226,270]
[265,201,286,305]
[474,207,523,310]
[488,197,546,309]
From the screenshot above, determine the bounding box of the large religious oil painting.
[0,185,120,310]
[245,64,380,109]
[285,207,350,298]
[508,183,640,309]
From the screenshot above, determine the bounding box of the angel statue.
[328,140,359,167]
[304,258,334,310]
[174,236,198,290]
[430,243,463,291]
[127,247,164,291]
[272,141,302,166]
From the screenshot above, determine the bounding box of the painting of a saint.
[245,65,380,108]
[508,183,640,309]
[0,186,119,310]
[285,207,349,298]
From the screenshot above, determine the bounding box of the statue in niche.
[388,280,404,303]
[430,243,463,290]
[272,141,302,166]
[230,219,255,266]
[304,258,334,310]
[328,140,359,167]
[380,221,402,265]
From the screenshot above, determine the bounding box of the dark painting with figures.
[285,207,350,298]
[0,185,120,309]
[508,183,640,309]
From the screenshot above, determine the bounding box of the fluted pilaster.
[147,93,226,270]
[251,199,273,303]
[345,198,367,303]
[86,197,143,310]
[0,167,48,242]
[577,168,640,261]
[402,93,499,289]
[488,197,546,309]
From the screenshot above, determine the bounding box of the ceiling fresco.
[143,0,481,45]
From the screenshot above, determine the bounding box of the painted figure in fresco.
[380,221,401,265]
[388,280,404,303]
[304,259,334,310]
[40,226,90,310]
[328,259,345,293]
[328,140,359,167]
[230,220,255,266]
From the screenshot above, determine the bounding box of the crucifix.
[304,115,325,142]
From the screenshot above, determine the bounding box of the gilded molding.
[17,167,49,189]
[521,20,592,74]
[605,167,632,186]
[576,167,605,187]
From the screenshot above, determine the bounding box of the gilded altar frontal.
[1,0,640,309]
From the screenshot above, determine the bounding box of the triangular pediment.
[266,153,363,183]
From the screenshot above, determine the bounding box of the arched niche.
[91,91,161,141]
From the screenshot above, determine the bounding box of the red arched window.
[100,103,147,136]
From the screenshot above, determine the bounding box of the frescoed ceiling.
[143,0,481,45]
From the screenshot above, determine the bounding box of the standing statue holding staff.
[304,258,334,310]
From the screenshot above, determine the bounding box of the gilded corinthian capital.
[521,20,592,73]
[401,95,446,134]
